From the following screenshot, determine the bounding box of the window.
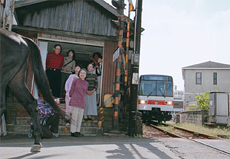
[213,72,217,85]
[138,80,173,97]
[139,81,156,96]
[196,72,202,84]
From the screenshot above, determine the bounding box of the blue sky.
[105,0,230,90]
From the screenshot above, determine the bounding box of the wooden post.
[112,15,124,132]
[0,0,5,28]
[2,0,15,31]
[124,2,134,116]
[8,0,15,31]
[111,0,125,133]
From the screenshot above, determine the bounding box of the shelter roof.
[14,0,122,37]
[15,0,119,17]
[182,61,230,70]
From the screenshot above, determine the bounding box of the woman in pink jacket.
[69,68,95,137]
[65,65,81,126]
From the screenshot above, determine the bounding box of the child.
[95,55,103,105]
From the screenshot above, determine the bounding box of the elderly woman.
[69,69,95,137]
[64,64,82,126]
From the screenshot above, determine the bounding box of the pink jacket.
[69,78,89,109]
[65,74,78,112]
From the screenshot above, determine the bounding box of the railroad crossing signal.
[111,0,125,15]
[111,17,124,33]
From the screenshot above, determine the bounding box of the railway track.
[149,124,181,138]
[144,122,230,157]
[161,123,220,139]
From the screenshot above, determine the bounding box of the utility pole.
[124,0,134,116]
[111,0,125,133]
[128,0,143,136]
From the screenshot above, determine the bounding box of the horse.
[0,28,65,152]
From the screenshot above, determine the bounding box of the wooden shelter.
[5,0,126,134]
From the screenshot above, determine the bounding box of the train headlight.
[167,101,172,105]
[140,99,145,104]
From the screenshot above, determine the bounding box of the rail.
[149,122,230,157]
[162,123,220,139]
[150,124,181,138]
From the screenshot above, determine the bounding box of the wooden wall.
[101,41,117,106]
[16,0,117,36]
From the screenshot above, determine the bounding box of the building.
[173,90,184,113]
[5,0,134,135]
[182,61,230,110]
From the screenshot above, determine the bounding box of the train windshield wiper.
[147,87,156,97]
[158,88,165,98]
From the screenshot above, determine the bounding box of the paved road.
[0,135,179,159]
[1,135,229,159]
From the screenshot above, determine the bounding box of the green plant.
[188,104,200,111]
[134,134,142,138]
[142,124,147,131]
[195,91,210,110]
[168,123,230,137]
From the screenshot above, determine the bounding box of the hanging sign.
[113,47,120,62]
[132,73,139,85]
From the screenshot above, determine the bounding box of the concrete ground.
[0,135,179,159]
[0,135,229,159]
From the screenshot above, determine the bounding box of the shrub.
[194,91,210,110]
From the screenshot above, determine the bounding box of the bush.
[188,104,200,111]
[194,91,210,110]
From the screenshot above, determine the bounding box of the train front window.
[139,81,156,96]
[156,81,173,97]
[139,80,173,97]
[166,82,173,96]
[157,81,166,96]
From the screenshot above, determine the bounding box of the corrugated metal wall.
[21,0,117,36]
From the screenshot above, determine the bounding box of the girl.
[60,50,76,97]
[95,55,103,106]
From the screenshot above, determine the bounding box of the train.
[137,74,174,123]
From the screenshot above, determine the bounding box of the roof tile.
[182,61,230,69]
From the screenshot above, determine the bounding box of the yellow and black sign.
[98,107,104,128]
[103,93,121,108]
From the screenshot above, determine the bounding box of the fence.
[179,110,208,125]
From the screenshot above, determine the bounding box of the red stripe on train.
[147,100,165,105]
[138,99,174,105]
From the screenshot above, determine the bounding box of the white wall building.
[173,90,184,113]
[182,61,230,110]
